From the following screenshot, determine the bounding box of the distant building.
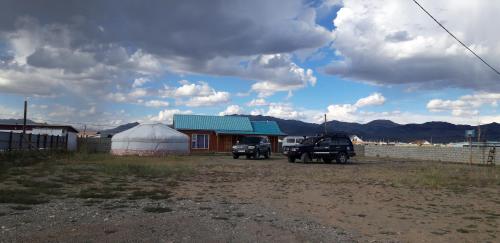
[349,135,364,144]
[173,114,286,153]
[0,124,79,151]
[409,140,431,146]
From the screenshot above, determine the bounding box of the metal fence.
[0,131,68,152]
[77,137,112,153]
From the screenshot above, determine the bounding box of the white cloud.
[132,77,150,88]
[427,92,500,116]
[149,109,193,124]
[181,91,230,107]
[354,92,386,107]
[161,81,231,107]
[143,100,170,108]
[325,0,500,91]
[247,98,268,107]
[322,93,387,122]
[265,103,306,120]
[219,105,244,116]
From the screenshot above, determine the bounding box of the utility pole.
[23,98,27,134]
[324,114,327,135]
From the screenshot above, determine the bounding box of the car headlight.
[248,146,255,149]
[232,145,237,149]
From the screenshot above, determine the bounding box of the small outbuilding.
[111,123,189,156]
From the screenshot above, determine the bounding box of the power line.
[412,0,500,76]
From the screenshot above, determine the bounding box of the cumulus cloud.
[142,100,169,108]
[325,0,500,91]
[219,105,244,116]
[247,98,268,107]
[0,0,331,100]
[427,92,500,116]
[160,81,230,107]
[322,93,387,122]
[149,109,193,124]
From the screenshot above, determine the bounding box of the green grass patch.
[77,187,122,199]
[143,206,172,213]
[10,205,32,210]
[0,189,48,205]
[127,189,171,200]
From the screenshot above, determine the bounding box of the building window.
[192,134,209,149]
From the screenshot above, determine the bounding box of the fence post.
[19,132,23,150]
[56,135,59,150]
[36,134,40,150]
[43,135,47,149]
[8,131,13,151]
[28,133,32,150]
[50,135,53,149]
[66,133,69,151]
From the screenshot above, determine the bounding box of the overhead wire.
[412,0,500,76]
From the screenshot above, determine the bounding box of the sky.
[0,0,499,130]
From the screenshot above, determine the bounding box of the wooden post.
[56,135,59,150]
[28,133,32,150]
[65,133,69,151]
[43,135,47,149]
[50,135,53,149]
[8,131,13,151]
[36,134,40,149]
[19,132,23,150]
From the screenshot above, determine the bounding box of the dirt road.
[1,155,499,242]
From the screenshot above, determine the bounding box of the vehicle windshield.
[240,137,261,144]
[301,137,318,145]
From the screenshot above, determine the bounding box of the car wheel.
[301,153,311,163]
[288,156,295,163]
[336,152,347,164]
[254,150,260,159]
[233,154,239,159]
[323,157,332,163]
[264,149,270,159]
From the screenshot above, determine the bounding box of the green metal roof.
[250,121,286,135]
[173,114,286,136]
[173,114,253,131]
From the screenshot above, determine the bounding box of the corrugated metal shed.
[173,114,253,132]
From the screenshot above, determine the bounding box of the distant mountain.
[97,116,499,143]
[240,115,499,143]
[0,119,41,125]
[98,122,139,137]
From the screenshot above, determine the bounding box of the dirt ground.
[1,154,499,242]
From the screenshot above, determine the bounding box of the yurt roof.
[112,123,189,142]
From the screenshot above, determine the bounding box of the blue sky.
[0,0,499,130]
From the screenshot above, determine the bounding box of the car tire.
[336,152,348,164]
[301,153,311,163]
[323,157,332,163]
[254,150,260,159]
[288,156,296,163]
[264,149,270,159]
[233,154,239,159]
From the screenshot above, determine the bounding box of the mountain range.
[3,116,497,143]
[95,115,499,143]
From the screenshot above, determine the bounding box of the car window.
[296,138,303,143]
[332,138,350,145]
[286,138,295,143]
[241,137,261,144]
[318,137,331,146]
[301,137,317,145]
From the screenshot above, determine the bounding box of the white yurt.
[111,123,189,156]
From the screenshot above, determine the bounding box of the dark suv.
[285,133,355,163]
[232,136,271,159]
